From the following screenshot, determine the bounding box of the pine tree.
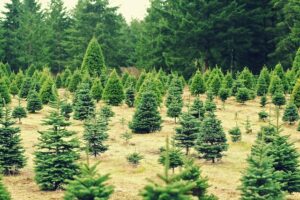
[26,90,43,113]
[73,83,95,121]
[196,112,228,163]
[236,87,250,104]
[0,176,10,200]
[40,78,57,104]
[18,77,31,99]
[0,105,26,175]
[12,98,27,123]
[174,112,200,155]
[64,162,114,200]
[0,79,11,104]
[291,79,300,109]
[9,80,19,96]
[102,70,125,106]
[260,95,268,107]
[272,90,286,108]
[83,115,109,157]
[125,87,135,107]
[282,103,299,125]
[91,78,103,102]
[239,140,284,200]
[129,91,162,134]
[34,102,80,191]
[190,97,205,120]
[190,70,206,96]
[99,105,115,122]
[14,70,24,89]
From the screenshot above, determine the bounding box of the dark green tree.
[102,70,125,106]
[26,90,43,113]
[68,70,81,92]
[125,87,135,108]
[260,95,268,107]
[12,99,27,124]
[60,101,73,120]
[236,87,250,104]
[9,80,19,96]
[272,90,286,108]
[159,145,184,173]
[292,79,300,109]
[282,103,299,125]
[190,97,205,120]
[219,86,230,109]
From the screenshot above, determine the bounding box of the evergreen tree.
[99,105,115,122]
[292,79,300,109]
[83,115,109,157]
[12,99,27,124]
[60,101,73,120]
[0,176,10,200]
[258,110,269,122]
[64,162,114,200]
[272,90,286,108]
[18,77,31,99]
[219,86,230,109]
[236,87,250,104]
[196,112,228,163]
[229,127,242,142]
[73,83,95,121]
[166,90,183,123]
[127,152,143,167]
[68,70,81,92]
[9,80,19,96]
[260,95,268,107]
[129,91,162,134]
[0,79,11,104]
[55,74,63,89]
[238,67,255,90]
[209,74,222,96]
[26,89,43,113]
[282,103,299,124]
[190,70,206,96]
[40,78,57,104]
[244,116,252,134]
[91,78,103,102]
[269,75,283,95]
[159,145,184,173]
[239,140,284,200]
[102,70,125,106]
[0,105,26,175]
[81,37,106,77]
[125,87,135,108]
[257,72,268,96]
[34,102,80,191]
[190,97,205,120]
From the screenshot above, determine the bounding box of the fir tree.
[291,79,300,109]
[40,78,57,104]
[166,90,183,123]
[269,75,283,96]
[229,113,242,142]
[282,103,299,125]
[0,105,26,175]
[99,105,115,122]
[239,140,284,200]
[219,86,230,109]
[26,90,43,113]
[257,67,269,96]
[259,110,269,122]
[190,97,205,120]
[272,90,286,108]
[209,74,222,96]
[83,115,109,157]
[102,70,125,106]
[55,74,63,89]
[9,80,19,96]
[260,95,268,107]
[68,70,81,92]
[73,83,95,121]
[159,145,184,173]
[190,70,206,96]
[12,99,27,124]
[0,176,10,200]
[196,112,228,163]
[244,116,252,134]
[81,37,106,77]
[34,102,80,191]
[60,101,73,120]
[64,162,114,200]
[174,112,200,155]
[125,87,135,108]
[236,87,250,104]
[91,78,103,102]
[0,79,11,104]
[127,152,143,167]
[18,77,31,99]
[129,91,162,134]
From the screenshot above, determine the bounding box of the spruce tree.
[291,79,300,109]
[125,87,135,107]
[99,105,115,122]
[257,67,269,96]
[239,140,284,200]
[73,83,95,121]
[0,79,11,104]
[26,90,43,113]
[129,91,162,134]
[83,115,109,157]
[258,110,269,122]
[60,102,73,120]
[260,95,268,107]
[190,97,205,120]
[190,70,206,96]
[55,74,63,89]
[34,102,80,191]
[219,86,230,109]
[9,80,19,96]
[229,112,242,142]
[102,70,125,106]
[236,87,250,104]
[174,112,200,155]
[81,37,106,77]
[0,105,26,175]
[158,145,184,173]
[166,90,183,123]
[12,99,27,123]
[18,77,31,99]
[40,78,57,104]
[282,103,299,124]
[64,162,114,200]
[272,90,286,108]
[269,75,283,96]
[209,74,222,96]
[68,70,81,92]
[0,176,10,200]
[196,112,228,163]
[91,78,103,102]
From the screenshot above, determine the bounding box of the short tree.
[102,70,125,106]
[236,87,250,104]
[190,97,205,120]
[125,87,135,107]
[0,106,26,175]
[258,110,269,122]
[0,79,11,104]
[34,103,80,191]
[229,127,242,142]
[9,81,19,96]
[196,112,228,163]
[40,78,57,104]
[244,116,252,134]
[190,70,206,96]
[127,152,143,167]
[18,77,31,99]
[269,75,283,95]
[64,162,114,200]
[292,79,300,109]
[99,105,115,121]
[91,78,103,102]
[209,74,222,95]
[60,102,73,120]
[121,131,133,144]
[68,70,81,92]
[159,146,184,173]
[0,176,10,200]
[272,90,286,108]
[256,70,268,96]
[174,112,200,155]
[12,99,27,123]
[73,83,95,120]
[26,90,43,113]
[219,86,230,109]
[260,95,267,107]
[129,91,162,134]
[166,89,183,123]
[282,103,299,124]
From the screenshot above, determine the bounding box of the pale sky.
[0,0,150,22]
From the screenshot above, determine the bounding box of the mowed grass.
[3,88,300,200]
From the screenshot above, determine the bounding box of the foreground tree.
[0,105,26,175]
[102,70,125,106]
[196,112,228,163]
[64,162,114,200]
[34,102,80,190]
[0,176,10,200]
[129,91,161,134]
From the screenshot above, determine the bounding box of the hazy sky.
[0,0,150,22]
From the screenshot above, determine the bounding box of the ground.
[3,88,300,200]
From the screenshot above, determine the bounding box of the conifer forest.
[0,0,300,199]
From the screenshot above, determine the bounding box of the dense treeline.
[0,0,299,77]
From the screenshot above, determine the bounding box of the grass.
[3,89,300,200]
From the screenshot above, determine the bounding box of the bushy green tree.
[259,110,269,122]
[64,162,114,200]
[125,87,135,107]
[99,105,115,122]
[269,75,283,95]
[129,91,162,134]
[91,78,103,102]
[159,146,184,173]
[12,99,27,123]
[272,90,286,108]
[0,176,10,200]
[127,152,143,167]
[26,90,43,113]
[209,74,222,95]
[236,87,250,104]
[9,80,19,96]
[219,86,230,108]
[102,70,125,106]
[196,112,228,163]
[55,74,63,89]
[260,95,268,107]
[0,105,26,175]
[229,127,242,142]
[40,78,57,104]
[190,70,206,96]
[34,102,80,191]
[166,88,183,123]
[60,101,73,120]
[68,70,81,92]
[238,67,255,90]
[73,83,95,121]
[0,79,11,104]
[257,67,269,96]
[282,103,299,124]
[18,77,31,99]
[190,97,205,120]
[291,79,300,109]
